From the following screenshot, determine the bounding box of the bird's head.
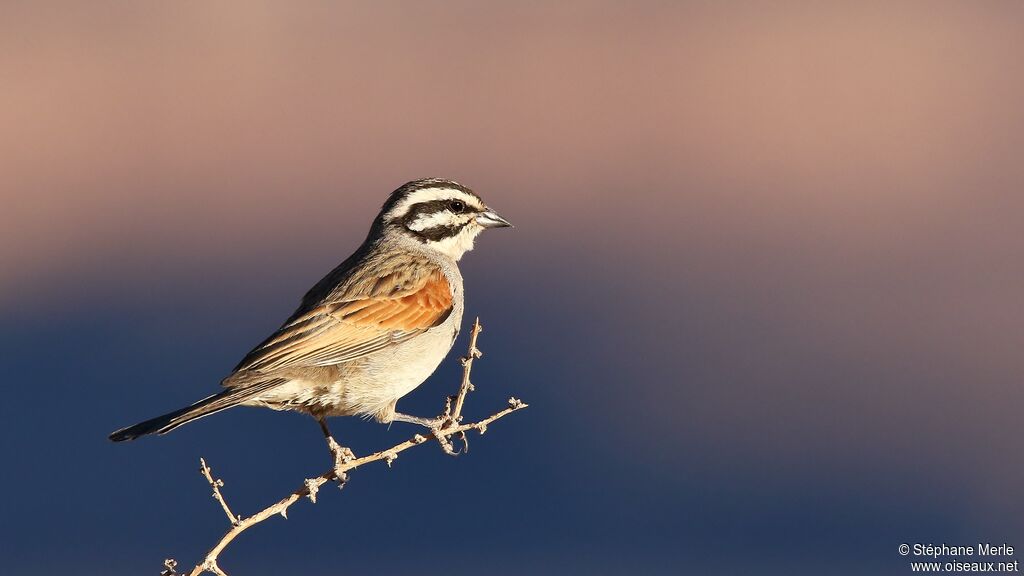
[377,178,512,260]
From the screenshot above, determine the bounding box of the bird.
[109,178,511,469]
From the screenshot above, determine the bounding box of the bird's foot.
[325,435,356,484]
[431,424,459,456]
[392,412,461,456]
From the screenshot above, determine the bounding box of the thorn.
[305,479,320,503]
[161,558,178,576]
[280,509,288,520]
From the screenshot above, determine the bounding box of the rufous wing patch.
[336,269,452,330]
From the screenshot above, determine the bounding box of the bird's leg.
[390,412,443,428]
[317,417,355,483]
[391,412,459,456]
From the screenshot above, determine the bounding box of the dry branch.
[159,318,526,576]
[198,459,240,526]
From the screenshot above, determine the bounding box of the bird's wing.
[231,265,453,372]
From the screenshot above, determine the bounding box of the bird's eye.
[448,200,466,213]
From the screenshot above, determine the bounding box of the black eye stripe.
[400,199,478,229]
[410,200,452,215]
[399,201,444,230]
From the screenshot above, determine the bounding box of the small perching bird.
[109,178,511,467]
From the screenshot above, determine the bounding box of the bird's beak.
[477,209,513,229]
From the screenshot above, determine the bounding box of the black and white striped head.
[378,178,511,260]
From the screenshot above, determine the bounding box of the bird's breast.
[338,306,463,415]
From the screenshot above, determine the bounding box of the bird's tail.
[108,379,282,442]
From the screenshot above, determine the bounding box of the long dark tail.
[108,379,282,442]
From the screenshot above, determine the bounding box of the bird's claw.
[429,418,465,456]
[325,436,355,485]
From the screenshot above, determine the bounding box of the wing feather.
[232,266,453,372]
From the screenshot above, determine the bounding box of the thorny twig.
[164,319,526,576]
[451,316,483,422]
[198,459,240,526]
[439,317,485,454]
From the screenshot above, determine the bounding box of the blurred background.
[2,1,1022,574]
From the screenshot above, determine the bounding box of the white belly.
[338,316,461,416]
